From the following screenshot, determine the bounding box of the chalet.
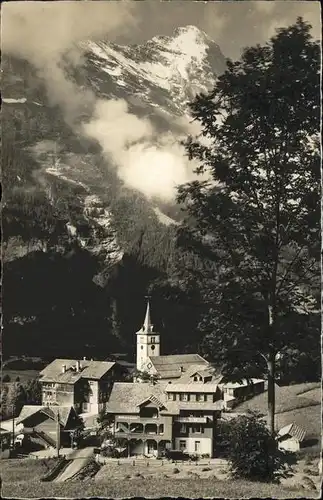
[39,358,124,414]
[102,300,269,458]
[220,379,266,409]
[277,423,307,452]
[16,405,83,449]
[106,381,224,458]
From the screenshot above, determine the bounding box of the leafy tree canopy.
[177,18,320,432]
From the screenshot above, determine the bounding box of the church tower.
[136,299,160,371]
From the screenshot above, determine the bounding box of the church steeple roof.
[136,299,154,335]
[143,300,153,334]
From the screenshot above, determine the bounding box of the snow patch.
[154,207,178,226]
[3,97,27,104]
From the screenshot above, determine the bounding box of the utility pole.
[56,410,60,458]
[12,405,15,450]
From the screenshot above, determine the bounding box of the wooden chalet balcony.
[115,415,162,424]
[114,431,170,441]
[114,421,172,440]
[175,416,208,423]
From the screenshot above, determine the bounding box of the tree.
[177,18,320,434]
[24,379,42,405]
[0,385,9,419]
[225,412,295,482]
[6,382,27,418]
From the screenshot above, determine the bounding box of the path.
[54,447,94,482]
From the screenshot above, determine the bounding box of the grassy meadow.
[0,457,321,499]
[236,382,321,448]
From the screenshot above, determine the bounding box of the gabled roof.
[278,423,306,442]
[16,405,44,424]
[106,381,224,416]
[177,364,223,384]
[165,383,219,393]
[106,382,169,414]
[39,358,116,383]
[148,354,208,379]
[137,394,166,409]
[16,405,80,428]
[81,361,116,380]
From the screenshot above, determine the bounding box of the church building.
[136,300,160,371]
[136,300,210,382]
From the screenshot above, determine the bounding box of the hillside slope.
[235,383,321,440]
[2,26,226,360]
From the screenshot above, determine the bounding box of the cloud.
[249,1,321,43]
[253,1,277,14]
[2,1,138,123]
[2,1,205,202]
[83,99,199,201]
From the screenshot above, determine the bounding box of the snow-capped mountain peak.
[83,25,226,116]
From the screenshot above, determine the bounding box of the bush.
[226,412,296,482]
[2,374,11,382]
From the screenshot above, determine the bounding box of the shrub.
[2,374,11,382]
[226,412,296,482]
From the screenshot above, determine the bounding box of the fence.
[95,455,228,468]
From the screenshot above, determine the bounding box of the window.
[204,394,208,402]
[180,424,187,433]
[193,376,198,382]
[179,440,186,450]
[197,394,204,402]
[192,425,201,433]
[151,345,155,350]
[182,393,189,402]
[151,337,155,343]
[194,441,201,452]
[141,345,144,350]
[172,393,176,401]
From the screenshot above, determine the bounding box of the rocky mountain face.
[2,26,226,359]
[83,26,226,116]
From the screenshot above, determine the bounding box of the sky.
[2,1,321,61]
[2,1,321,201]
[116,1,321,59]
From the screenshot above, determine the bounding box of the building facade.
[16,405,83,449]
[40,359,123,414]
[106,381,223,458]
[101,299,268,457]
